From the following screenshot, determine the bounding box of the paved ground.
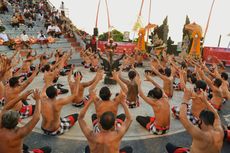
[2,52,230,152]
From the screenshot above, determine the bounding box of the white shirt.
[37,33,46,40]
[54,26,61,33]
[0,33,9,42]
[20,34,29,41]
[47,25,56,33]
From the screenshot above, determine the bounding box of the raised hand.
[111,70,119,80]
[32,89,41,101]
[135,74,141,86]
[22,90,33,101]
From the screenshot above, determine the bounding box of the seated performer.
[78,91,133,153]
[135,73,170,135]
[119,70,139,108]
[40,77,80,136]
[0,89,51,153]
[88,70,128,133]
[134,51,143,67]
[68,68,99,107]
[90,55,99,72]
[151,65,174,98]
[4,66,39,119]
[198,67,223,110]
[166,88,224,153]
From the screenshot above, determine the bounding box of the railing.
[46,0,86,50]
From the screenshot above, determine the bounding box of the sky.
[49,0,230,47]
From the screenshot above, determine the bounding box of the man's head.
[181,61,187,69]
[164,68,171,77]
[99,86,111,101]
[147,87,163,99]
[221,72,228,81]
[213,78,222,88]
[46,85,58,99]
[199,109,215,129]
[100,111,115,130]
[194,80,207,93]
[23,30,26,35]
[128,71,136,80]
[43,64,51,72]
[9,77,20,88]
[74,71,82,81]
[1,110,20,129]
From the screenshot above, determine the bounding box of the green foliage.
[99,29,124,42]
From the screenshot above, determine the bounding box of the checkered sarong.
[172,104,199,125]
[149,123,169,135]
[42,117,72,136]
[72,95,90,108]
[126,97,140,108]
[19,104,33,119]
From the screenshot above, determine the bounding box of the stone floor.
[2,52,230,152]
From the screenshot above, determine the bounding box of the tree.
[99,29,124,42]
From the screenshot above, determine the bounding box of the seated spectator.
[0,0,8,14]
[17,13,25,24]
[47,24,56,37]
[20,30,31,49]
[44,18,52,29]
[27,17,34,29]
[11,14,19,29]
[0,32,15,50]
[37,30,49,49]
[54,24,62,38]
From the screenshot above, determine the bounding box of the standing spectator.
[47,24,55,37]
[20,30,31,49]
[37,30,49,49]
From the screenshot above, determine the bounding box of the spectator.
[0,0,8,14]
[54,24,62,38]
[37,30,49,49]
[17,13,25,24]
[11,14,19,29]
[0,32,16,50]
[47,24,56,37]
[20,30,31,49]
[27,17,34,29]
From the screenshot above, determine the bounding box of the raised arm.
[144,73,162,90]
[3,90,33,111]
[78,96,94,141]
[179,88,205,140]
[17,65,39,92]
[135,75,157,107]
[117,92,132,138]
[197,68,216,90]
[151,65,168,81]
[16,89,41,138]
[112,70,128,94]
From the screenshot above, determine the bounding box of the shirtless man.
[68,68,99,107]
[134,51,143,67]
[166,88,224,153]
[119,70,139,108]
[172,80,208,125]
[0,89,51,153]
[40,75,80,136]
[151,65,174,98]
[78,91,133,153]
[135,73,170,135]
[4,65,39,119]
[88,70,128,133]
[198,68,223,110]
[90,55,99,72]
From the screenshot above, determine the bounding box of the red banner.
[203,47,230,65]
[98,41,136,54]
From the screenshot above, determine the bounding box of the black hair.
[195,80,207,91]
[221,72,228,81]
[213,78,222,87]
[147,87,163,99]
[9,77,19,87]
[164,68,171,77]
[190,75,197,84]
[43,64,51,72]
[199,109,215,126]
[1,110,20,129]
[99,86,111,101]
[46,86,57,99]
[128,71,136,80]
[181,61,187,69]
[100,111,115,130]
